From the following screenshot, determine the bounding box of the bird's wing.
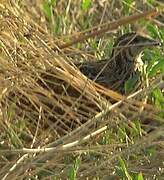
[76,60,116,87]
[76,61,103,80]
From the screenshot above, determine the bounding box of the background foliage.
[0,0,163,179]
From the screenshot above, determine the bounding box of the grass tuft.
[0,0,163,179]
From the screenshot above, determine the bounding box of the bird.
[76,32,159,94]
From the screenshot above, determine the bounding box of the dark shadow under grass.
[0,0,163,179]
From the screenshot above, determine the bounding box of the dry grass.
[0,0,163,179]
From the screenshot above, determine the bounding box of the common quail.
[77,32,159,94]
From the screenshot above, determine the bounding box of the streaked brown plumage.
[76,32,159,94]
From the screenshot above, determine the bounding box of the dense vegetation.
[0,0,163,179]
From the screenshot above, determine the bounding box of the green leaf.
[148,59,164,77]
[146,23,159,38]
[137,173,144,180]
[54,15,61,34]
[116,157,133,180]
[68,157,81,180]
[81,0,91,10]
[123,0,134,14]
[124,73,140,94]
[129,120,142,137]
[118,127,126,143]
[42,0,52,21]
[151,88,164,119]
[151,88,164,110]
[42,0,56,21]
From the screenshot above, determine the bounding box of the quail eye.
[134,37,140,43]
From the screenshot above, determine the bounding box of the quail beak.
[142,37,161,47]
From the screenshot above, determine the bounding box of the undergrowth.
[0,0,163,179]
